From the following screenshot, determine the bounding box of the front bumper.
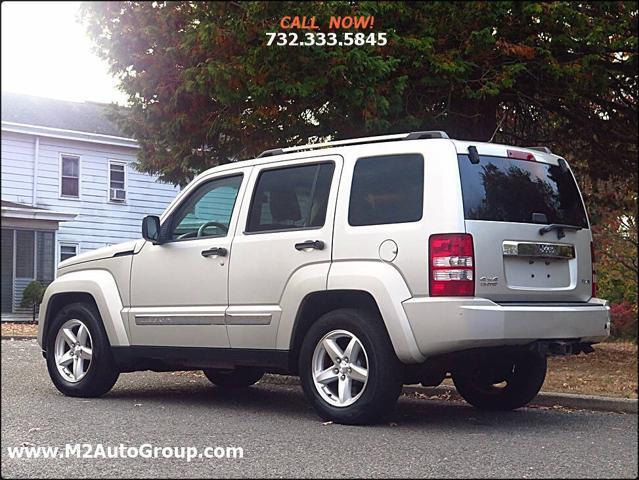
[402,297,610,358]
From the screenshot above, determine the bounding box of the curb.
[402,384,638,414]
[262,374,637,414]
[1,335,37,341]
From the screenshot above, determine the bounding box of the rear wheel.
[452,351,547,411]
[46,302,119,397]
[299,308,402,425]
[203,367,264,388]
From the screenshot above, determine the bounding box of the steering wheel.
[197,221,229,237]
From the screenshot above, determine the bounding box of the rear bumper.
[402,297,610,358]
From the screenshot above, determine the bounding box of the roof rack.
[525,146,553,154]
[257,131,450,158]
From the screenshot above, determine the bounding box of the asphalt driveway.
[2,339,637,478]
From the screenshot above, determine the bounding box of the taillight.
[590,241,597,297]
[429,234,475,296]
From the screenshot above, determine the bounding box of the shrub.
[20,280,45,322]
[609,301,638,341]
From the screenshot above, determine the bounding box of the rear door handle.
[201,247,227,257]
[295,240,325,251]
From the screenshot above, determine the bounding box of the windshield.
[457,154,588,228]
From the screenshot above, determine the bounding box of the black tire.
[299,308,403,425]
[203,367,264,388]
[452,350,547,411]
[46,302,119,397]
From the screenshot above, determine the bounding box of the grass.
[2,322,636,399]
[545,342,637,399]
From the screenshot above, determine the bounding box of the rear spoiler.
[526,146,553,154]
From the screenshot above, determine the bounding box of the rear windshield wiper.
[538,224,582,240]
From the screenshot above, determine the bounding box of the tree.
[20,281,45,322]
[82,1,637,186]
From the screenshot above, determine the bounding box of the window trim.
[107,159,128,204]
[243,160,335,235]
[161,173,244,244]
[348,153,425,227]
[58,242,79,263]
[59,153,81,200]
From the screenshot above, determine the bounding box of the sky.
[1,1,127,105]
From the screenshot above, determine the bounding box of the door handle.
[295,240,325,251]
[201,247,227,257]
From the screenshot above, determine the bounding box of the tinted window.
[457,155,588,227]
[170,175,243,240]
[246,163,334,233]
[349,154,424,226]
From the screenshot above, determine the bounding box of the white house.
[1,92,179,315]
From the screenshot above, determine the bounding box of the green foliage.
[20,281,45,322]
[81,1,637,186]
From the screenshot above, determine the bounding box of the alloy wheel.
[311,329,369,407]
[54,319,93,383]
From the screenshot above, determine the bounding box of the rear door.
[227,156,341,349]
[457,150,592,302]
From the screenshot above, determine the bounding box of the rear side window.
[246,162,334,233]
[457,155,588,227]
[349,154,424,226]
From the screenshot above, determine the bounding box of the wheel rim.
[311,329,369,408]
[54,319,93,383]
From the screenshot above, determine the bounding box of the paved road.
[2,339,637,478]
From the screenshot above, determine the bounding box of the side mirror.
[142,215,162,244]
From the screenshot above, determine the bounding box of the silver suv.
[38,131,610,424]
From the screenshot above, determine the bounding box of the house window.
[60,155,80,198]
[59,243,78,262]
[109,161,127,202]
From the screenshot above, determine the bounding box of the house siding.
[1,131,35,204]
[1,130,179,256]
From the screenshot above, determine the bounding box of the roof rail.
[257,131,450,158]
[526,146,553,154]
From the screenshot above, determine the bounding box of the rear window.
[457,155,588,228]
[349,154,424,226]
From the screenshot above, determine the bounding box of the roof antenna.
[488,112,507,143]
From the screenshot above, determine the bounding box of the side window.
[246,162,334,233]
[169,175,243,241]
[348,154,424,226]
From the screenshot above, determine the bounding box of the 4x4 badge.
[479,276,499,286]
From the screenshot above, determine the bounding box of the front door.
[128,169,249,347]
[227,156,342,349]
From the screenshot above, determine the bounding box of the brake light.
[507,149,536,161]
[429,234,475,296]
[590,241,597,297]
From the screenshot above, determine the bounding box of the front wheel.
[452,351,547,411]
[46,302,119,397]
[299,309,402,425]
